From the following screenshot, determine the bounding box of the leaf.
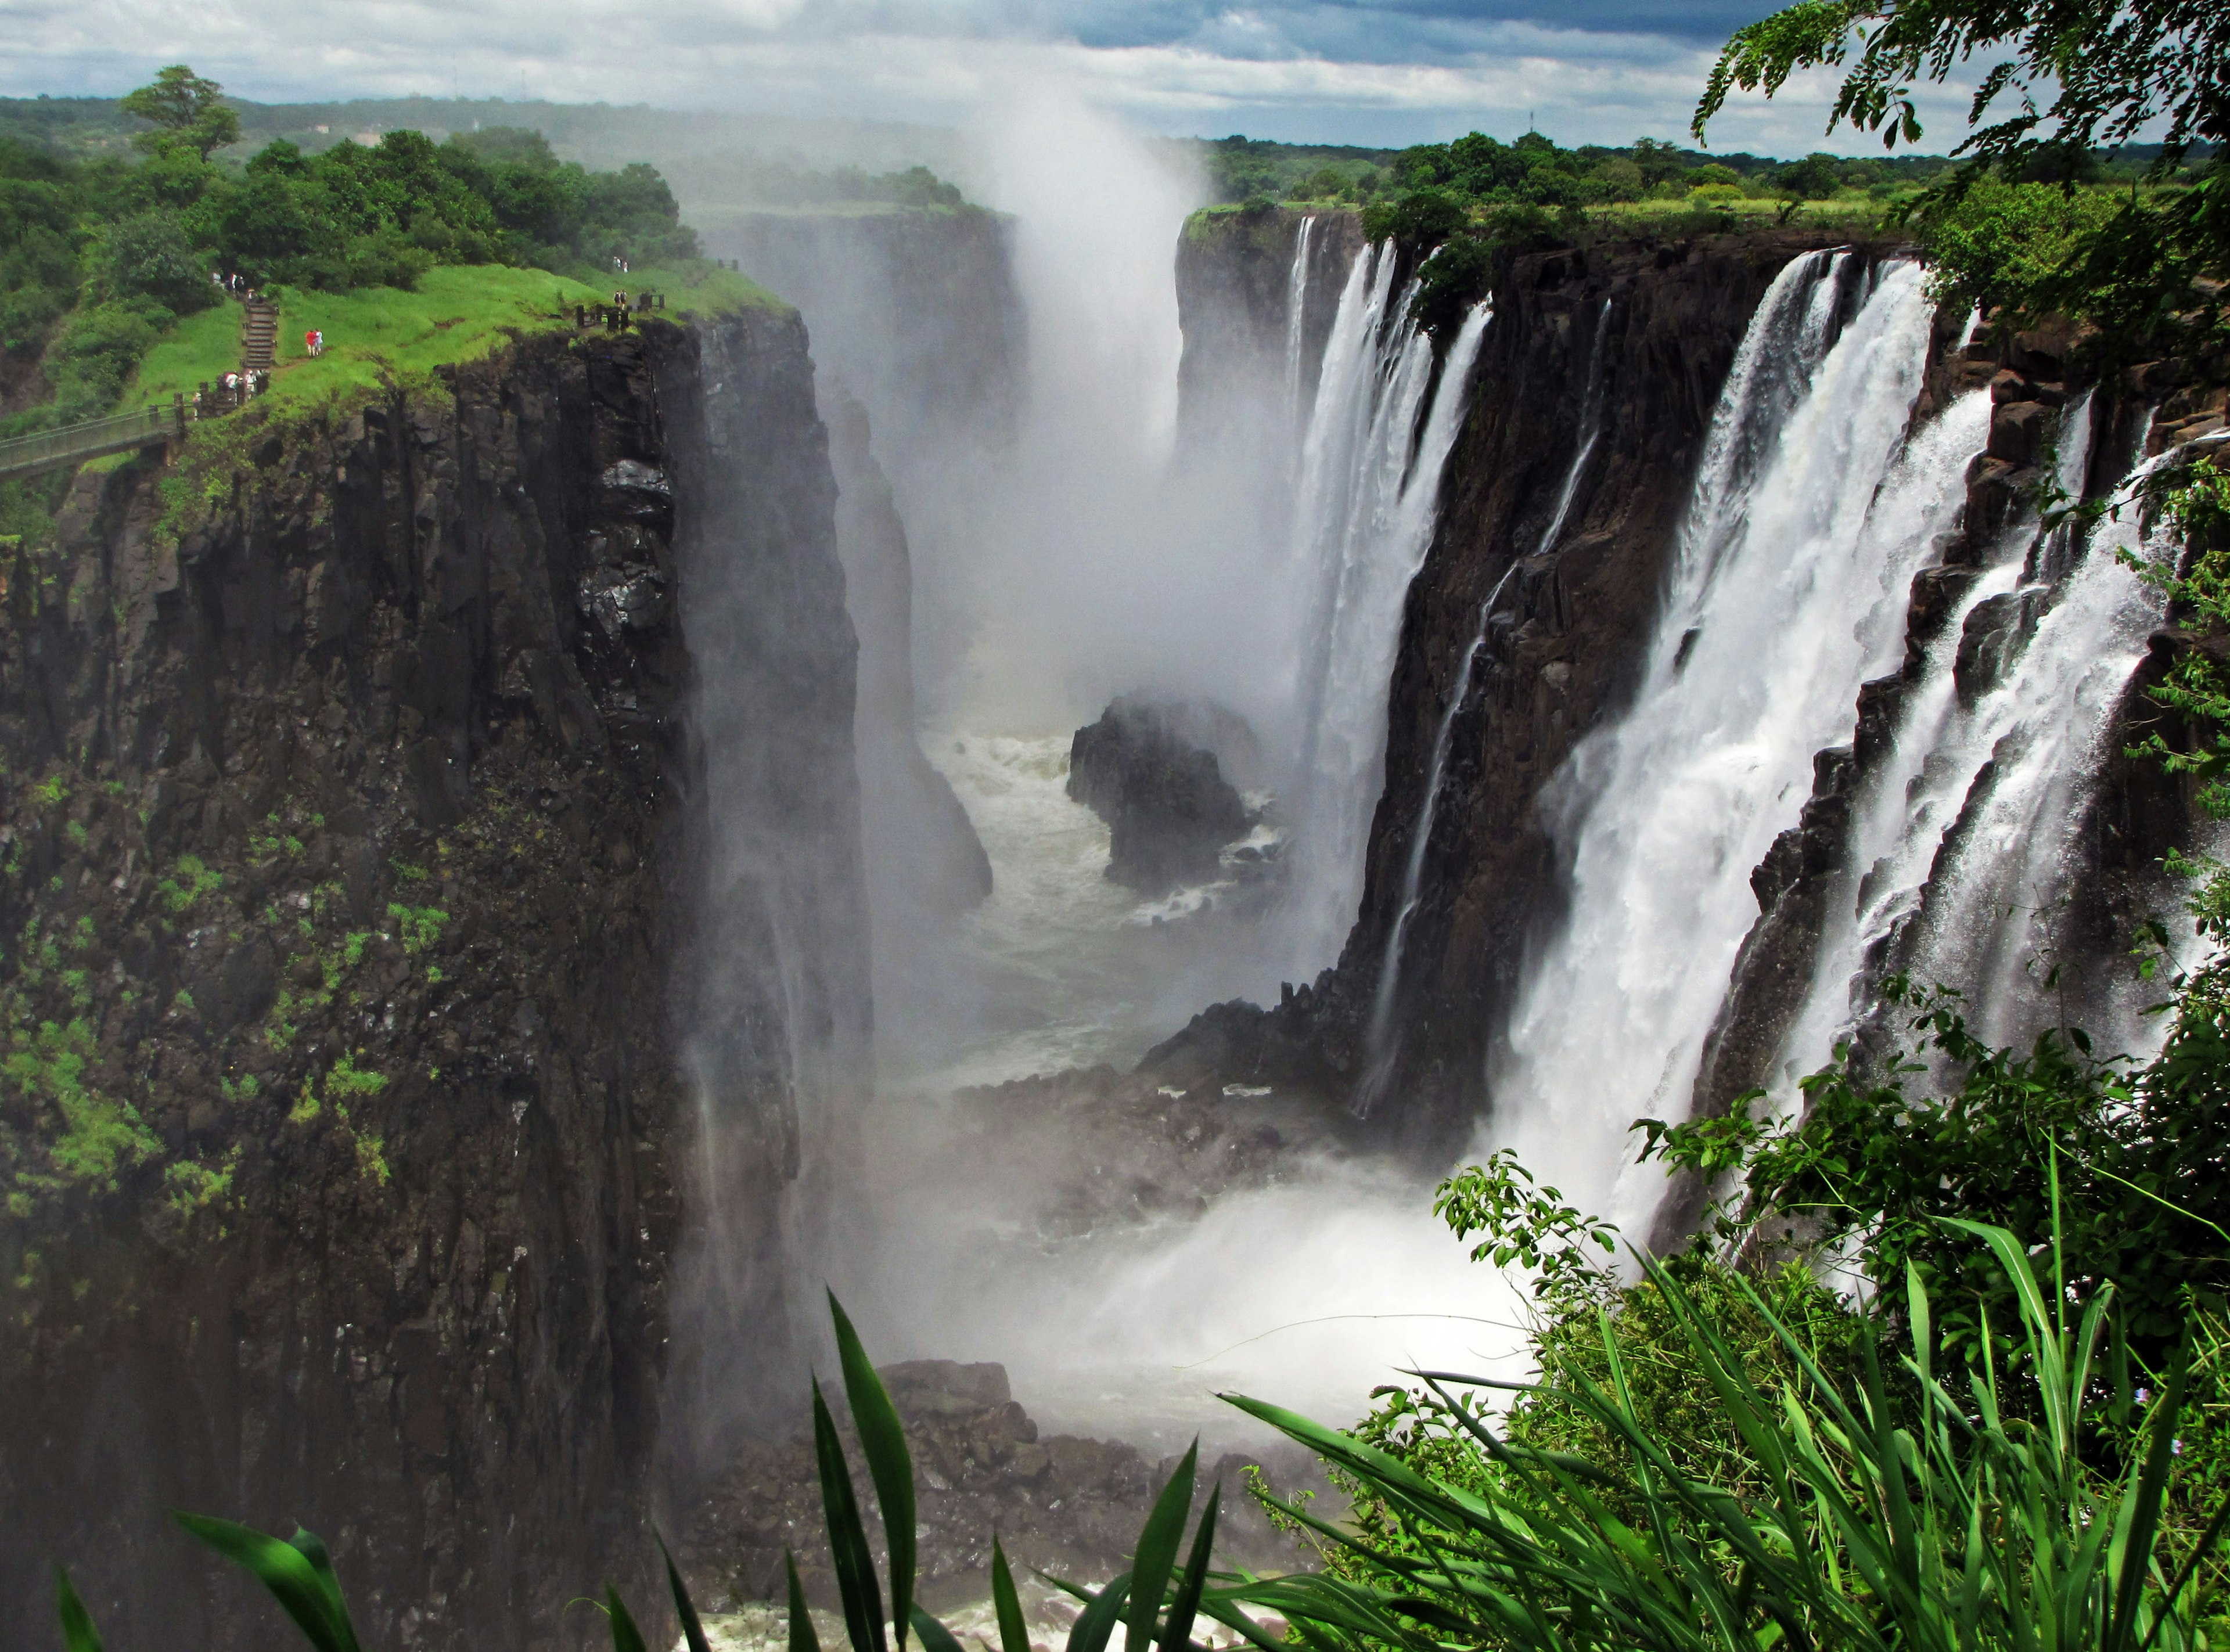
[812,1375,889,1652]
[1067,1572,1131,1652]
[1158,1484,1221,1652]
[659,1528,712,1652]
[787,1550,823,1652]
[174,1513,362,1652]
[1126,1441,1199,1652]
[910,1604,968,1652]
[992,1540,1031,1652]
[832,1291,918,1651]
[607,1584,650,1652]
[55,1566,103,1652]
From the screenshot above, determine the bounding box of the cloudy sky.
[0,0,1977,155]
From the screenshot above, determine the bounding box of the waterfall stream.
[1904,433,2183,1046]
[1279,246,1492,981]
[1487,255,1941,1232]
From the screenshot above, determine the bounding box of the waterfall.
[1283,215,1317,425]
[1279,244,1492,981]
[1357,300,1611,1113]
[1904,431,2181,1046]
[1487,255,1939,1232]
[1773,393,2087,1084]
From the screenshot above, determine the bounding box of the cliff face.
[0,312,866,1649]
[1150,231,1899,1146]
[1173,206,1364,463]
[1156,223,2215,1174]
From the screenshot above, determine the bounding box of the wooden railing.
[0,400,189,485]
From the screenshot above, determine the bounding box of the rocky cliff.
[0,309,868,1649]
[1150,231,1901,1146]
[1069,698,1253,895]
[1153,222,2217,1174]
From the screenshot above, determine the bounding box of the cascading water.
[1487,254,1943,1232]
[1279,245,1492,981]
[1357,299,1612,1112]
[1771,393,2091,1085]
[1903,432,2186,1046]
[1283,214,1317,425]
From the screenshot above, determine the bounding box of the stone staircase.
[239,294,278,374]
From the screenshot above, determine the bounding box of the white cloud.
[0,0,1984,154]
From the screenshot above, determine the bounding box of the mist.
[682,75,1516,1457]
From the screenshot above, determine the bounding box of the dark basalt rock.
[0,314,866,1651]
[1955,587,2051,706]
[1068,698,1254,895]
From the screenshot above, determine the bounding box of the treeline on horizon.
[1199,127,2217,209]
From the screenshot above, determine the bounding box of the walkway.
[0,401,189,486]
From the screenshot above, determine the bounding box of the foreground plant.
[1224,1223,2227,1652]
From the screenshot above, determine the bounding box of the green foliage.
[2115,455,2230,826]
[1432,1147,1619,1307]
[1230,1230,2226,1652]
[3,1013,161,1194]
[1,63,708,445]
[119,66,240,161]
[323,1054,386,1099]
[154,853,223,915]
[1693,0,2228,366]
[44,298,178,421]
[1912,178,2124,319]
[93,209,221,313]
[1639,970,2230,1362]
[386,902,448,955]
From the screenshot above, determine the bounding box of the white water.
[1773,391,2074,1086]
[1907,431,2182,1048]
[1283,214,1317,425]
[1358,300,1610,1111]
[1487,256,1941,1232]
[1279,250,1492,981]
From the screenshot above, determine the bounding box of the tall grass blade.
[1125,1441,1199,1652]
[659,1529,713,1652]
[992,1540,1031,1652]
[54,1566,102,1652]
[832,1292,919,1652]
[1068,1571,1132,1652]
[812,1376,890,1652]
[174,1513,363,1652]
[788,1550,823,1652]
[2108,1336,2191,1652]
[1158,1484,1221,1652]
[606,1584,650,1652]
[910,1604,968,1652]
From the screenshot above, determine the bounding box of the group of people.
[574,291,664,333]
[192,369,268,413]
[303,330,325,357]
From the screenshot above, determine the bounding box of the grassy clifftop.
[124,261,780,412]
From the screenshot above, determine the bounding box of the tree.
[1774,150,1845,199]
[120,65,240,161]
[1692,0,2227,366]
[1692,0,2227,174]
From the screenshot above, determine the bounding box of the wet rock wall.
[0,311,866,1651]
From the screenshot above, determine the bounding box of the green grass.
[122,261,782,412]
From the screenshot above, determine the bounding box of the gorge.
[5,134,2226,1652]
